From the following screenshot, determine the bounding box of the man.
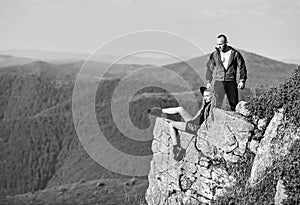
[149,86,214,161]
[206,34,247,111]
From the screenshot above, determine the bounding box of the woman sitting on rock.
[149,87,215,161]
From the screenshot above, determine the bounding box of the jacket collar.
[215,46,236,69]
[227,46,236,68]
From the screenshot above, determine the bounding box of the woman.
[150,87,215,161]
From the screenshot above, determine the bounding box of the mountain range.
[0,50,297,204]
[0,49,184,65]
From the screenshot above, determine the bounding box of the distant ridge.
[1,48,297,90]
[0,49,185,65]
[0,54,34,67]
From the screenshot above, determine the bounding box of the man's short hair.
[217,34,228,43]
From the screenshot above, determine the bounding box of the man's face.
[217,37,227,52]
[203,90,211,103]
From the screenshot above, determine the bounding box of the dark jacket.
[185,102,211,135]
[206,46,247,83]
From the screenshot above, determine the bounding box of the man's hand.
[238,81,245,89]
[206,82,212,89]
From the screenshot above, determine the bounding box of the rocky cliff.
[146,105,300,205]
[146,107,254,204]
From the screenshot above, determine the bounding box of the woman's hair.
[201,89,216,129]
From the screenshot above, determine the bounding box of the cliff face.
[146,105,300,205]
[146,108,254,205]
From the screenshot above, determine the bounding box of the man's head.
[216,34,228,52]
[200,86,212,103]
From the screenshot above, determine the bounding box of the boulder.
[249,140,259,154]
[196,108,254,162]
[236,101,250,117]
[274,180,287,205]
[146,108,254,205]
[249,109,300,186]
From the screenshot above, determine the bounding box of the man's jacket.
[206,46,247,83]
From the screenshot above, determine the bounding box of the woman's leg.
[169,121,186,146]
[162,107,193,122]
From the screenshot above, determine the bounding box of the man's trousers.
[214,81,238,111]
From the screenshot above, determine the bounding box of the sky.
[0,0,299,61]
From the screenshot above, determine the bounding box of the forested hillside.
[0,52,297,199]
[0,61,181,197]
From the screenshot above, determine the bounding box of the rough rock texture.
[195,109,254,163]
[235,101,250,117]
[146,108,254,205]
[248,140,259,154]
[249,109,300,186]
[274,180,287,205]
